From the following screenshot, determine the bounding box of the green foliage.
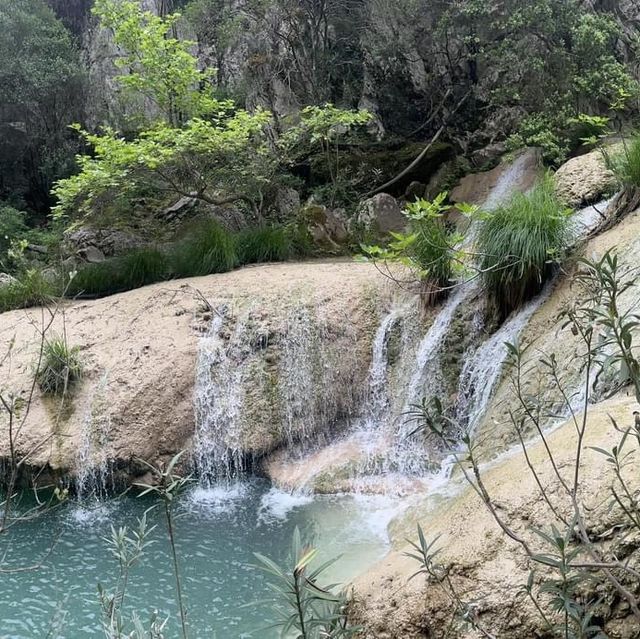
[254,527,359,638]
[53,0,276,224]
[0,0,84,211]
[169,220,237,278]
[234,226,292,264]
[65,221,303,300]
[36,336,82,395]
[477,176,572,316]
[93,0,216,124]
[68,248,169,297]
[361,194,466,304]
[0,269,55,313]
[0,206,28,269]
[606,135,640,189]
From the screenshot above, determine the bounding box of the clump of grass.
[234,226,292,264]
[36,337,83,395]
[0,270,56,313]
[477,176,573,317]
[606,134,640,188]
[169,220,237,278]
[68,248,168,297]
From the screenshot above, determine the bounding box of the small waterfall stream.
[74,374,113,500]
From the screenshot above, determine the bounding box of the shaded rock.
[64,228,145,259]
[161,195,197,220]
[302,203,349,250]
[355,194,406,236]
[450,148,542,209]
[274,187,301,220]
[554,146,619,207]
[79,245,106,264]
[0,273,17,288]
[404,181,426,201]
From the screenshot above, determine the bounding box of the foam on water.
[258,487,314,523]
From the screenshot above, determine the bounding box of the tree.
[0,0,85,215]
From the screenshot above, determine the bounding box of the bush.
[234,226,292,264]
[36,336,82,395]
[0,269,56,313]
[477,176,572,316]
[410,217,453,292]
[169,220,237,278]
[606,134,640,188]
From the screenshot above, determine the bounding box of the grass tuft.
[0,270,56,313]
[36,336,83,395]
[477,176,573,317]
[606,135,640,188]
[169,220,237,278]
[234,226,292,264]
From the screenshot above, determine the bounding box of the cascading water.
[74,374,113,500]
[193,309,251,484]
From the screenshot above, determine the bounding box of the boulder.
[274,187,301,220]
[302,203,349,250]
[63,228,145,260]
[161,195,197,221]
[554,147,619,207]
[355,193,406,235]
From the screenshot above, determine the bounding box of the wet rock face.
[554,146,619,207]
[449,147,542,208]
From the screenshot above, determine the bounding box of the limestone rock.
[355,193,406,235]
[274,187,301,220]
[554,147,618,207]
[0,261,390,485]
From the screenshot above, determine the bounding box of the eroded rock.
[355,193,406,236]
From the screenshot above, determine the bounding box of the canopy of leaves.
[0,0,85,213]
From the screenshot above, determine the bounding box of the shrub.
[0,269,56,313]
[234,226,292,264]
[410,216,453,293]
[477,176,572,316]
[606,134,640,188]
[36,336,82,395]
[169,220,237,278]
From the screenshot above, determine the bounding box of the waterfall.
[75,374,113,500]
[193,310,250,485]
[455,287,551,436]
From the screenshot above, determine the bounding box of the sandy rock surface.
[351,396,640,638]
[0,260,390,482]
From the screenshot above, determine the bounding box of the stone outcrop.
[63,227,145,261]
[450,147,542,208]
[554,146,619,207]
[0,260,392,485]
